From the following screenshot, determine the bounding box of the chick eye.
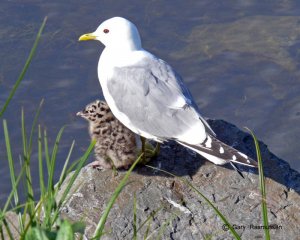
[103,29,109,33]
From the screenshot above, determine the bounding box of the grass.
[0,15,271,240]
[245,127,270,240]
[0,17,94,240]
[1,106,95,239]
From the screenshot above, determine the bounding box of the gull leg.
[140,136,146,163]
[153,142,161,157]
[144,142,160,158]
[138,138,161,164]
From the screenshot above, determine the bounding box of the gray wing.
[172,68,216,137]
[107,55,215,140]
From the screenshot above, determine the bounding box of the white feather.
[219,146,224,154]
[205,135,212,148]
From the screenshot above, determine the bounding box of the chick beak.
[76,111,84,117]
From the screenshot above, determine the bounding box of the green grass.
[1,106,95,239]
[0,17,94,240]
[245,127,270,240]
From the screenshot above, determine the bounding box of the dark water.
[1,1,300,203]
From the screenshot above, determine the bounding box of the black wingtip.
[230,162,245,178]
[178,135,258,168]
[231,156,258,168]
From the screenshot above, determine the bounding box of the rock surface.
[57,119,300,240]
[1,212,31,240]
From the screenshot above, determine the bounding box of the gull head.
[79,17,142,51]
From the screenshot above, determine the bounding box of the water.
[0,1,300,203]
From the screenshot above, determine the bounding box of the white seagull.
[79,17,257,168]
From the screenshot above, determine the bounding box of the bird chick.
[77,100,138,169]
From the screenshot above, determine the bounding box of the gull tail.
[178,134,257,168]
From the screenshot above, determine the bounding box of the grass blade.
[2,218,14,240]
[47,126,65,192]
[21,108,28,158]
[56,140,75,191]
[42,126,65,228]
[137,206,163,234]
[22,101,44,217]
[65,156,85,174]
[28,99,44,155]
[44,129,51,175]
[245,127,270,240]
[56,220,73,240]
[0,166,26,217]
[21,109,34,217]
[3,121,25,240]
[38,125,45,198]
[154,213,177,240]
[143,218,151,240]
[3,120,19,208]
[0,17,47,117]
[92,153,144,239]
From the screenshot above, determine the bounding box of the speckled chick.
[77,100,137,169]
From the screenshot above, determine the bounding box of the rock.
[1,211,29,240]
[56,119,300,240]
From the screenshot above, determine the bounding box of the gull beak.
[78,33,97,41]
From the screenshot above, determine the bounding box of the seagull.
[79,17,257,169]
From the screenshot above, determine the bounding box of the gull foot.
[138,142,161,165]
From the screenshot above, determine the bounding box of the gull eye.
[103,29,109,34]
